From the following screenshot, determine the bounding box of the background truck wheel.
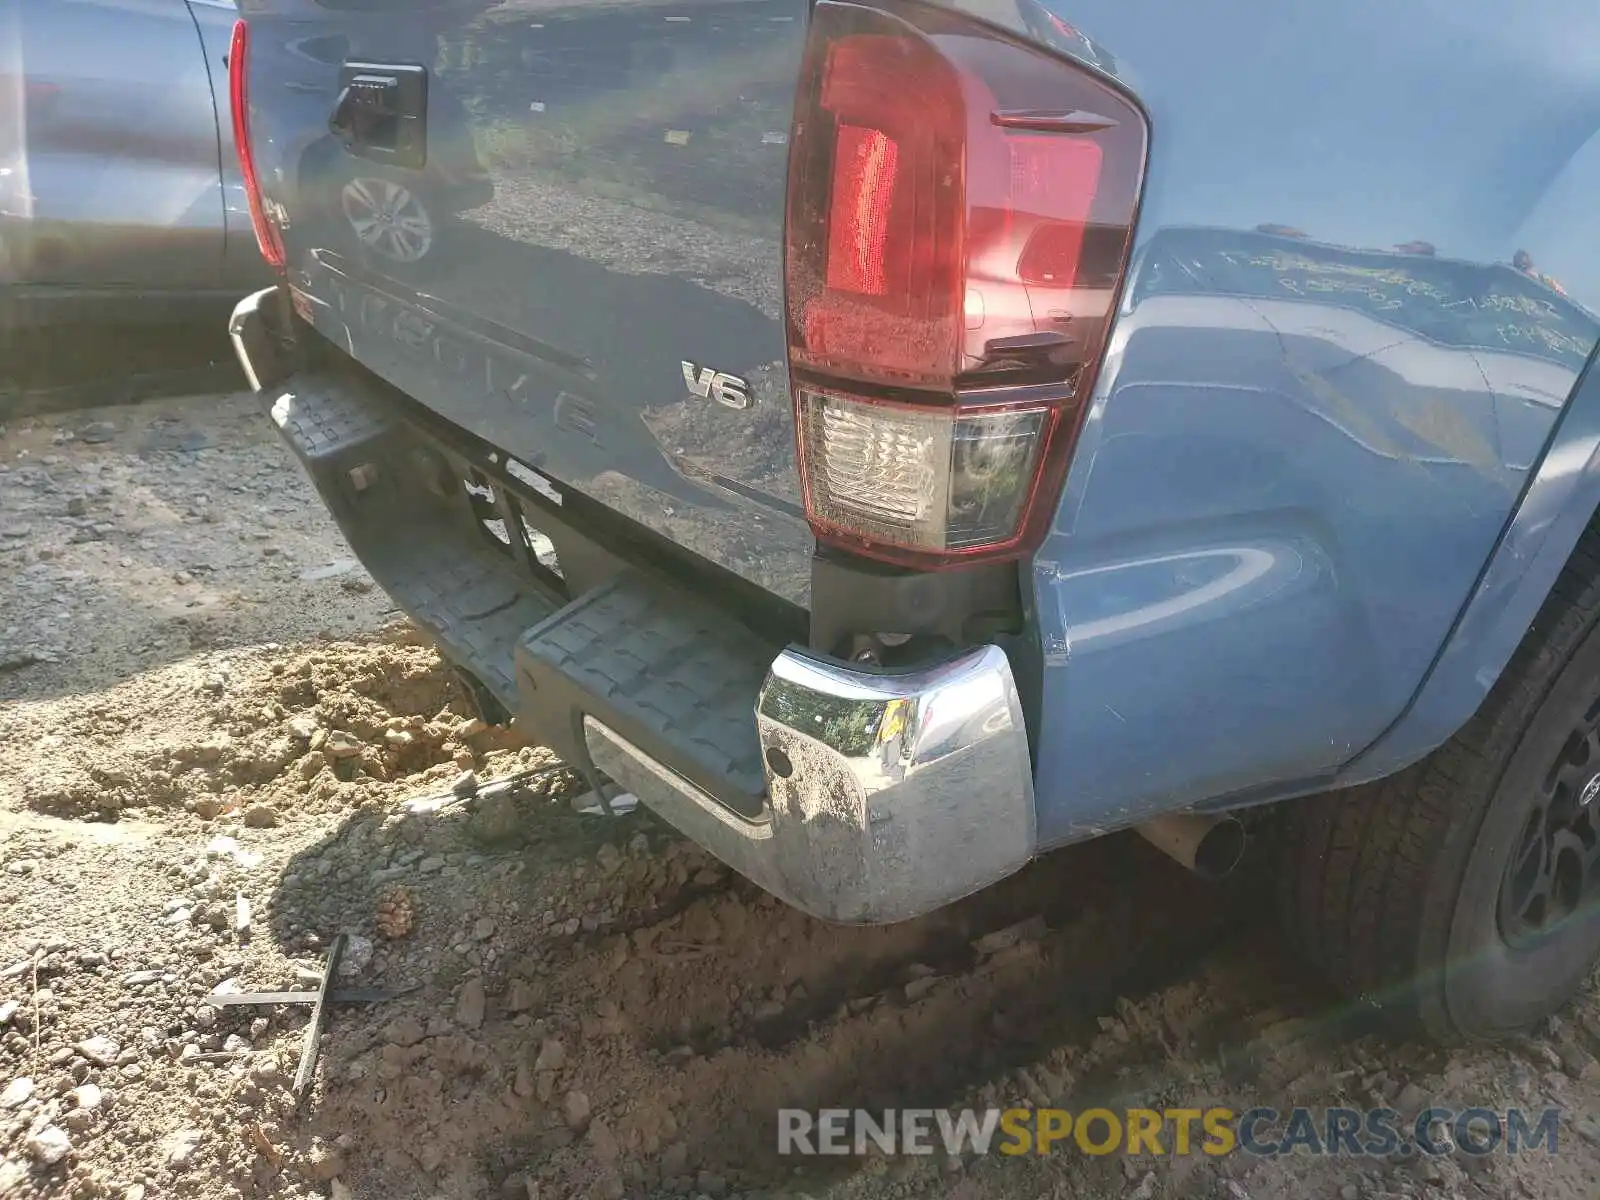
[334,169,443,270]
[301,144,452,281]
[1280,526,1600,1041]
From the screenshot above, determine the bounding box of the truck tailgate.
[247,0,813,605]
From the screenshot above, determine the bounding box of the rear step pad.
[266,375,394,463]
[263,373,558,711]
[517,575,780,819]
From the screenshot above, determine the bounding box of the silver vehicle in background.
[0,0,271,327]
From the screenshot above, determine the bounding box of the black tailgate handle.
[329,61,428,170]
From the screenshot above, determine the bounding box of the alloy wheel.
[1498,707,1600,949]
[339,176,434,263]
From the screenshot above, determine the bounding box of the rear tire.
[1280,525,1600,1041]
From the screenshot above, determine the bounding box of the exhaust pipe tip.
[1190,817,1247,880]
[1134,813,1246,880]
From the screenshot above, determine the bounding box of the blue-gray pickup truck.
[225,0,1600,1043]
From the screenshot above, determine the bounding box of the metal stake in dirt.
[211,988,402,1008]
[208,970,414,1104]
[292,932,345,1103]
[203,934,412,1106]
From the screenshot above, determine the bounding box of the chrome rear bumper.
[586,644,1036,924]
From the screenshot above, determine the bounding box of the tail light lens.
[228,20,287,271]
[785,0,1145,567]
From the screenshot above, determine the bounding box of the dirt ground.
[1,391,1598,1200]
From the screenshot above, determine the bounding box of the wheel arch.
[1339,345,1600,786]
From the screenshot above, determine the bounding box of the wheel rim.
[339,176,434,263]
[1497,710,1600,949]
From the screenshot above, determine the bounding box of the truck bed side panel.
[1003,0,1600,841]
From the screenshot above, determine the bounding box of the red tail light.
[784,0,1145,567]
[228,20,286,271]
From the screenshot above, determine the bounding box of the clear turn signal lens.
[797,388,1048,556]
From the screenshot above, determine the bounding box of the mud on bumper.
[232,287,1037,922]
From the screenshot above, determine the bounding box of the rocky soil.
[1,390,1598,1200]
